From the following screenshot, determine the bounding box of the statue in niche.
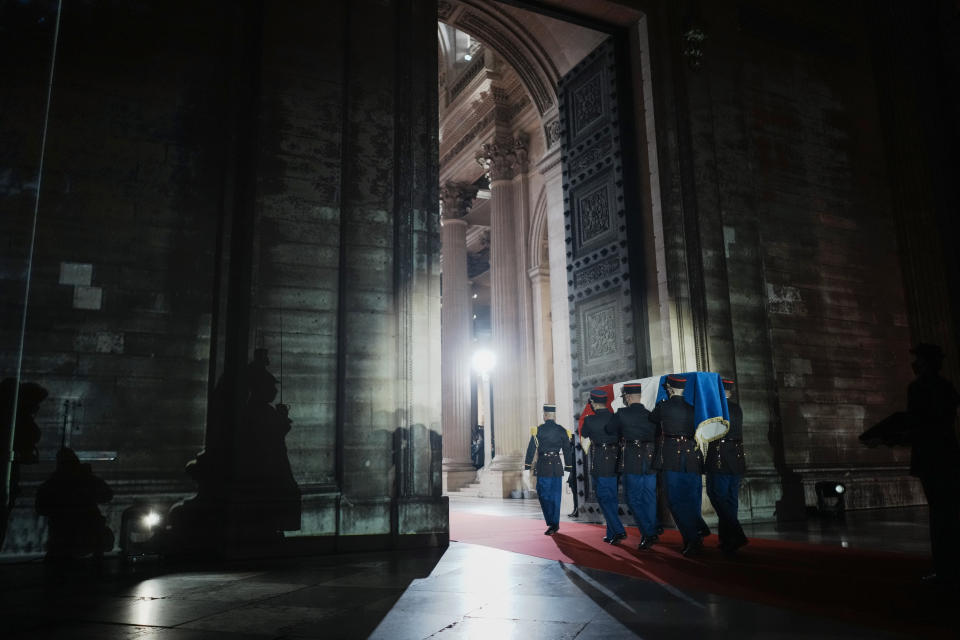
[165,348,300,553]
[235,348,301,537]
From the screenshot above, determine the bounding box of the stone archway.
[436,0,610,496]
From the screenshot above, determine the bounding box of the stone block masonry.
[1,0,446,554]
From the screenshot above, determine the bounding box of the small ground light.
[815,481,846,518]
[120,503,167,563]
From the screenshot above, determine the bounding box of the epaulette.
[531,426,539,436]
[564,428,572,438]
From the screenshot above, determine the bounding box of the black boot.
[681,539,703,557]
[606,532,626,545]
[638,534,659,550]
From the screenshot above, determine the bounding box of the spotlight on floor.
[120,502,167,563]
[815,481,846,518]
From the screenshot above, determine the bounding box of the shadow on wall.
[2,348,304,561]
[163,348,301,557]
[1,378,47,551]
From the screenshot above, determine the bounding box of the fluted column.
[510,136,539,434]
[529,265,554,412]
[541,154,574,428]
[440,182,478,492]
[477,138,528,475]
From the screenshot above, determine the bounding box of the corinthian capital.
[440,182,479,221]
[476,142,513,182]
[476,134,530,182]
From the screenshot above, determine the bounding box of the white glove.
[522,469,532,490]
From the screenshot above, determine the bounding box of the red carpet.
[451,511,952,637]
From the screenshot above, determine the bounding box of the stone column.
[440,182,479,493]
[528,265,554,411]
[510,137,540,433]
[540,151,574,426]
[476,137,528,497]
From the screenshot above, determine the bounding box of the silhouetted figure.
[166,349,300,554]
[36,447,113,561]
[1,378,46,550]
[904,344,960,585]
[236,351,301,537]
[859,411,914,447]
[470,424,484,469]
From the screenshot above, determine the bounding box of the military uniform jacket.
[650,395,702,473]
[907,374,960,478]
[524,420,574,477]
[610,404,657,475]
[581,409,619,477]
[705,401,746,475]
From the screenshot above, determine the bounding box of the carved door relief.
[560,37,648,400]
[559,37,649,515]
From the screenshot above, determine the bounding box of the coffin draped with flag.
[572,372,730,523]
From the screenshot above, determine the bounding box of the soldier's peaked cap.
[542,403,556,413]
[666,375,687,389]
[722,378,735,390]
[622,383,643,395]
[589,388,607,401]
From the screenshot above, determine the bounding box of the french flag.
[576,372,731,456]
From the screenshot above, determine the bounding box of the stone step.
[449,482,482,496]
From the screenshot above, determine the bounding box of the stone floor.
[0,500,937,639]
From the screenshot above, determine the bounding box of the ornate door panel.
[559,37,649,518]
[560,37,647,404]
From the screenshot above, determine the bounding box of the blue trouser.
[706,473,746,546]
[594,475,625,538]
[536,476,562,528]
[664,470,702,544]
[623,473,657,536]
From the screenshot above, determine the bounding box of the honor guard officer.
[705,378,748,554]
[581,388,626,544]
[609,382,660,550]
[524,404,574,535]
[651,375,704,556]
[905,344,960,585]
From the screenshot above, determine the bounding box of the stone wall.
[649,0,925,517]
[1,0,445,554]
